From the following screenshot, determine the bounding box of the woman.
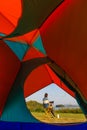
[43,93,49,109]
[43,93,56,117]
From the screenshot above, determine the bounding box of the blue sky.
[25,83,79,106]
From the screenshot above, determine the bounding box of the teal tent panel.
[0,84,38,122]
[0,33,5,37]
[33,35,46,54]
[4,40,29,60]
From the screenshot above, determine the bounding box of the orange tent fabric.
[0,0,21,35]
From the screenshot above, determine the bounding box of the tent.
[0,0,87,129]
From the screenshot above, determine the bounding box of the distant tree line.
[26,100,83,113]
[55,108,83,113]
[26,100,44,112]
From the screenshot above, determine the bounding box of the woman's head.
[44,93,48,97]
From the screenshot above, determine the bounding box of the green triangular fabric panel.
[33,35,46,54]
[0,33,5,37]
[0,84,38,122]
[7,0,64,37]
[4,40,29,60]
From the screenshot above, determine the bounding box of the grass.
[31,112,87,124]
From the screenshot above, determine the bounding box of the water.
[54,104,80,110]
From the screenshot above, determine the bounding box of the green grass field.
[31,112,87,124]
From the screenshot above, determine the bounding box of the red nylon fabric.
[0,0,80,105]
[45,65,75,97]
[24,64,52,97]
[0,40,20,115]
[23,47,44,62]
[0,13,14,35]
[23,47,52,97]
[5,29,39,45]
[23,47,74,98]
[40,0,87,100]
